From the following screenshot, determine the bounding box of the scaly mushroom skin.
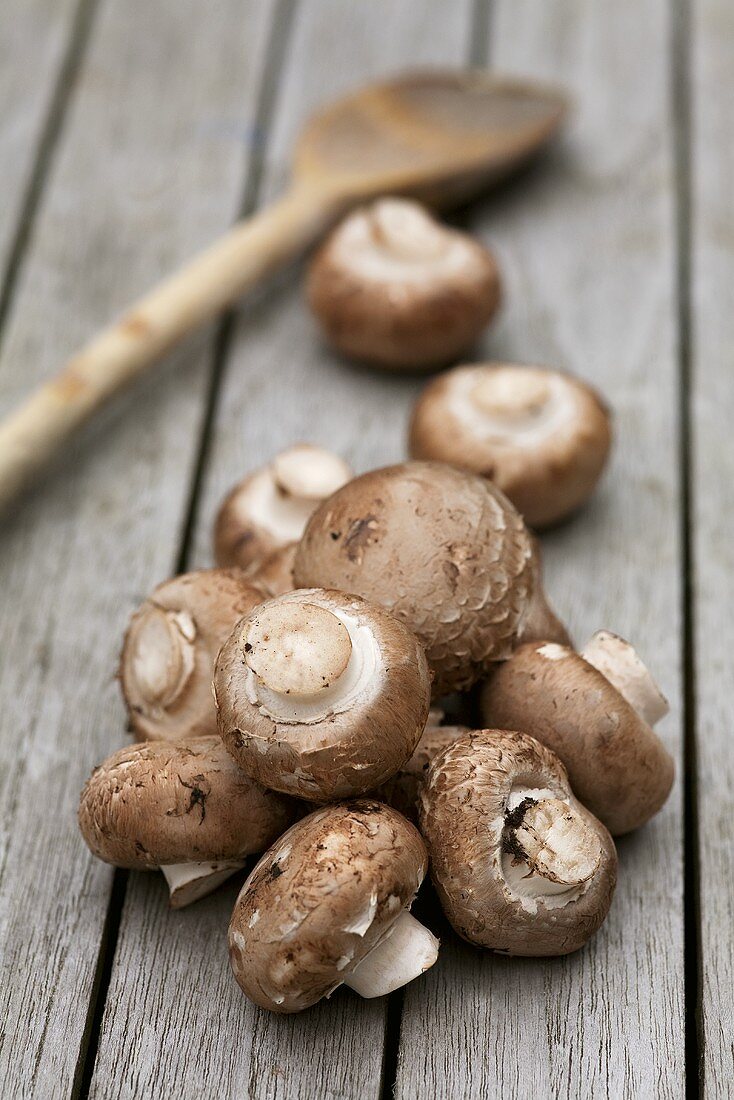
[307,199,501,371]
[214,588,431,801]
[228,800,437,1013]
[119,569,265,742]
[294,461,540,696]
[409,363,612,527]
[214,445,352,571]
[78,736,298,871]
[420,730,617,956]
[480,637,674,835]
[376,715,468,823]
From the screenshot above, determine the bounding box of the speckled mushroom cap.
[420,730,617,956]
[293,461,535,696]
[228,800,428,1013]
[119,569,265,742]
[515,534,571,648]
[214,445,353,570]
[408,363,612,527]
[306,198,501,371]
[214,588,431,801]
[78,736,298,870]
[376,718,468,823]
[480,641,675,835]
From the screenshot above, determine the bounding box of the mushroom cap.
[306,198,501,371]
[78,736,298,869]
[408,363,612,527]
[214,588,431,801]
[293,461,534,696]
[228,799,428,1012]
[119,569,265,742]
[214,445,353,570]
[515,534,571,648]
[376,719,468,823]
[245,541,297,597]
[480,642,675,834]
[419,729,617,956]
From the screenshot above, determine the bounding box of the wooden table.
[0,1,730,1096]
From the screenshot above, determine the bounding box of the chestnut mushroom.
[480,633,674,835]
[214,445,352,571]
[419,729,617,956]
[214,588,431,801]
[306,198,501,371]
[78,736,298,907]
[119,569,265,742]
[376,710,468,823]
[228,800,438,1012]
[293,461,565,696]
[244,541,297,597]
[408,362,612,527]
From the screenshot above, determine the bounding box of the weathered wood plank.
[0,0,80,282]
[690,0,734,1090]
[0,3,275,1095]
[395,3,686,1096]
[89,3,473,1099]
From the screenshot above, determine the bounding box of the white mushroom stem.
[344,910,438,998]
[162,861,244,909]
[471,367,551,421]
[272,445,352,502]
[582,630,669,727]
[502,790,602,906]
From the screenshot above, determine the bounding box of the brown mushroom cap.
[293,461,535,696]
[480,641,675,834]
[119,569,265,742]
[214,445,353,570]
[306,198,501,371]
[214,588,431,801]
[419,729,617,956]
[78,736,298,869]
[245,541,297,597]
[409,363,612,527]
[228,800,428,1012]
[516,534,571,648]
[376,718,468,823]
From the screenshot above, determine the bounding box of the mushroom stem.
[344,910,438,998]
[505,797,602,890]
[581,630,669,727]
[161,860,244,909]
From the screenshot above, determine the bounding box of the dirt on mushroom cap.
[293,461,535,696]
[78,736,298,869]
[419,729,617,956]
[228,799,428,1013]
[480,641,675,835]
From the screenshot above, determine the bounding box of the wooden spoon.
[0,68,566,511]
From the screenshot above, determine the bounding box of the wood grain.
[0,3,274,1095]
[394,3,686,1096]
[0,0,81,278]
[690,0,734,1091]
[88,3,474,1099]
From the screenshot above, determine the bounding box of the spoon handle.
[0,184,333,513]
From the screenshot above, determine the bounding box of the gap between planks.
[69,2,299,1095]
[0,0,98,353]
[672,0,703,1095]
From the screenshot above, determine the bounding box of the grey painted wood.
[0,0,80,279]
[0,2,274,1095]
[88,3,473,1099]
[395,3,686,1097]
[690,0,734,1092]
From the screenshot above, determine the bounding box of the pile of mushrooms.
[77,198,673,1018]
